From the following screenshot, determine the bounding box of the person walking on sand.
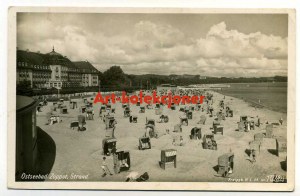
[172,138,176,146]
[179,136,184,146]
[101,157,113,177]
[251,149,256,163]
[166,129,170,134]
[257,116,260,127]
[279,117,283,125]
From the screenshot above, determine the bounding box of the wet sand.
[37,91,287,182]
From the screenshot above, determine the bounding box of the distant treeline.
[17,65,287,96]
[99,66,287,89]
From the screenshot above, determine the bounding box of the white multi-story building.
[17,48,99,89]
[73,61,99,87]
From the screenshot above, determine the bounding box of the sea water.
[215,82,287,113]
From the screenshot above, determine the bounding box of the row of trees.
[99,66,287,90]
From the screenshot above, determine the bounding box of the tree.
[17,80,33,96]
[274,76,287,82]
[102,66,126,85]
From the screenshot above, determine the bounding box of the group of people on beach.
[100,149,130,177]
[40,89,284,179]
[48,115,60,125]
[101,156,148,182]
[172,136,184,146]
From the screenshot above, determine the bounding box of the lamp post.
[55,86,61,98]
[99,79,101,92]
[147,80,149,90]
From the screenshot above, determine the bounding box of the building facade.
[73,61,99,87]
[16,48,99,89]
[17,50,52,88]
[157,84,177,93]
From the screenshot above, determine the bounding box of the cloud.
[17,17,288,77]
[134,21,187,48]
[195,22,287,59]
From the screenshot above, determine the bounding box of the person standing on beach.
[145,126,152,137]
[247,122,250,132]
[101,157,113,177]
[99,109,102,119]
[179,136,184,146]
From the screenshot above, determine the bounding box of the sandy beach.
[36,91,287,182]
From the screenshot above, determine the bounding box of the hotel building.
[16,48,99,89]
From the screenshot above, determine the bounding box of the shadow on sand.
[280,161,287,171]
[212,165,219,173]
[244,149,251,157]
[36,126,56,181]
[267,149,277,156]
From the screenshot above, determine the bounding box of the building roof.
[44,48,75,68]
[73,61,99,73]
[17,48,99,73]
[17,50,47,66]
[47,47,62,56]
[159,84,177,87]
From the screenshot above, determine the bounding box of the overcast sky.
[17,13,288,77]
